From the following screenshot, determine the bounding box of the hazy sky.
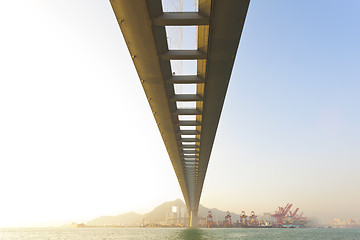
[0,0,359,227]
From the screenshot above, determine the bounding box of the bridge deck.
[110,0,250,221]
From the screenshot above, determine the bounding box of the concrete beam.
[181,138,200,142]
[179,130,201,135]
[153,12,209,26]
[182,150,199,154]
[175,121,201,126]
[184,160,196,163]
[167,75,205,84]
[170,94,203,101]
[172,109,202,116]
[184,160,197,163]
[181,144,200,149]
[161,50,206,60]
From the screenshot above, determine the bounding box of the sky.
[0,0,359,227]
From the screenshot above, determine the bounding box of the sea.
[1,227,360,240]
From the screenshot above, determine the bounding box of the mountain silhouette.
[86,199,241,226]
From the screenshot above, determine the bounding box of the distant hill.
[86,212,143,226]
[142,199,186,223]
[199,205,240,221]
[86,199,241,226]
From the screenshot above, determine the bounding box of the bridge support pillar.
[189,210,198,228]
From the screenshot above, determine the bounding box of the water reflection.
[177,228,206,240]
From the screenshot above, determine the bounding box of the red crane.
[248,211,258,226]
[283,203,293,217]
[224,211,232,227]
[239,211,247,226]
[271,203,293,226]
[206,211,213,228]
[290,208,299,218]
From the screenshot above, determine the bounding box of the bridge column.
[189,210,198,228]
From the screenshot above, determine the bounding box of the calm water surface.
[1,227,360,240]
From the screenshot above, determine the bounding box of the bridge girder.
[110,0,250,216]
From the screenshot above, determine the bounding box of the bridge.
[110,0,250,226]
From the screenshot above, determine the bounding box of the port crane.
[248,211,258,226]
[239,211,247,225]
[271,203,293,226]
[206,211,213,228]
[224,211,232,226]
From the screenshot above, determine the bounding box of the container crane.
[239,211,247,226]
[248,211,258,226]
[206,211,213,228]
[223,211,232,227]
[271,203,293,227]
[290,208,299,218]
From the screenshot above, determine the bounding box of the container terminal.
[161,202,308,228]
[83,200,310,228]
[203,203,307,228]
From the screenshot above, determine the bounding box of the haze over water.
[1,228,360,240]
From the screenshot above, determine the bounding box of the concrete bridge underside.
[110,0,250,226]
